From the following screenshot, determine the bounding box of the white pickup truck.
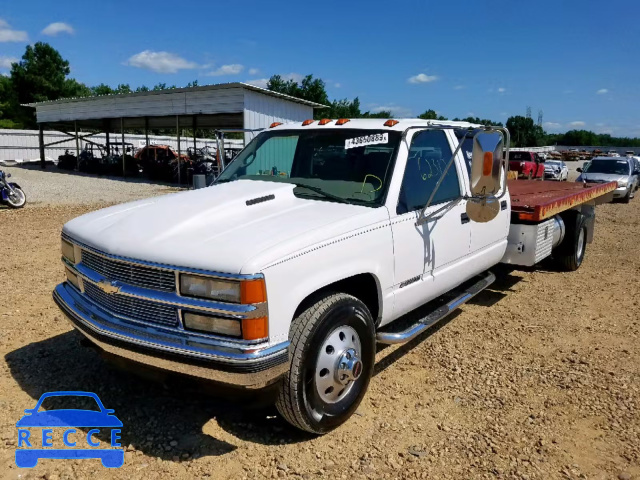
[54,119,616,434]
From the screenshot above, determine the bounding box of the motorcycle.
[0,170,27,209]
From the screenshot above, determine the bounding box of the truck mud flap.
[376,271,495,345]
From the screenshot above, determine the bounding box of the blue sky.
[1,0,639,136]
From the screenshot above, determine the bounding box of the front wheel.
[5,185,26,208]
[276,292,375,434]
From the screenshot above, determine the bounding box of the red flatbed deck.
[508,179,617,222]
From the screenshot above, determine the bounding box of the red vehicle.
[509,151,545,179]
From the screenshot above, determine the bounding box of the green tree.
[453,116,503,126]
[418,109,447,120]
[92,83,114,96]
[506,115,544,147]
[135,85,150,92]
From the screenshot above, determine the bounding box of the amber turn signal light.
[318,118,332,125]
[483,152,493,176]
[336,118,350,125]
[383,119,399,127]
[242,317,269,341]
[270,122,282,128]
[240,279,267,304]
[302,119,315,126]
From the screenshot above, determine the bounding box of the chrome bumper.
[53,282,289,388]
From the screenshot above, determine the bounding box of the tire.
[553,211,587,271]
[527,171,533,180]
[622,188,632,203]
[276,292,375,434]
[5,185,26,208]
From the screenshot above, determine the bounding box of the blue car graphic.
[15,391,124,468]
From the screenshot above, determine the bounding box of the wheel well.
[293,273,381,324]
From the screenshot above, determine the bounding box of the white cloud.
[334,82,341,88]
[408,73,438,84]
[205,64,244,76]
[596,88,608,95]
[245,78,269,88]
[0,55,18,69]
[0,18,28,42]
[41,22,74,36]
[126,50,198,73]
[453,85,465,90]
[569,121,586,127]
[543,121,562,131]
[248,68,259,75]
[370,104,413,118]
[497,87,506,93]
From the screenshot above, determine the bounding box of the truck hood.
[63,180,389,274]
[578,173,626,183]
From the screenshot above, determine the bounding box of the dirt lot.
[1,198,639,480]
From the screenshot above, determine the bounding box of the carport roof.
[22,82,326,108]
[22,82,326,130]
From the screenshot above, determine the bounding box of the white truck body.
[54,119,607,433]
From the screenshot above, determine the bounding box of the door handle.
[461,213,470,224]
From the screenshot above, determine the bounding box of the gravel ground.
[2,164,181,205]
[0,196,639,480]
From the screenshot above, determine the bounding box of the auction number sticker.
[345,133,388,150]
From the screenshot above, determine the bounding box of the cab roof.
[268,118,485,132]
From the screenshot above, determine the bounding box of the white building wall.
[243,90,313,143]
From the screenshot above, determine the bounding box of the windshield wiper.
[292,182,350,204]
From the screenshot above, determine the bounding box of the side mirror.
[467,130,507,223]
[469,131,504,196]
[576,167,582,173]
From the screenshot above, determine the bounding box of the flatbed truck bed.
[509,179,617,222]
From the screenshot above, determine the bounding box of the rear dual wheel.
[276,292,375,434]
[553,211,587,271]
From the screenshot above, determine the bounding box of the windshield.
[584,159,630,175]
[546,161,561,167]
[215,129,401,206]
[509,151,533,161]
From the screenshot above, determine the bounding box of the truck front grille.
[83,282,179,328]
[81,249,176,292]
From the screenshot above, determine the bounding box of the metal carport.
[23,82,325,181]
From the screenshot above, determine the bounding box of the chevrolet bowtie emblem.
[97,279,121,294]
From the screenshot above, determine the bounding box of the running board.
[376,271,496,345]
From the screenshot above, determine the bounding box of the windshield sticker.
[345,133,388,150]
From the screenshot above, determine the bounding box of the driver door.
[389,129,471,319]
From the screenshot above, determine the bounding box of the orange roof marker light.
[318,118,332,125]
[302,119,315,126]
[269,122,282,128]
[336,118,351,125]
[384,119,399,127]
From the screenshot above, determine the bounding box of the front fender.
[261,222,395,344]
[2,183,21,201]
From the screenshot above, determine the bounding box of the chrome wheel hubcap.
[315,326,362,404]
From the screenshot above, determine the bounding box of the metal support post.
[121,117,125,177]
[176,115,181,185]
[74,121,80,171]
[39,124,46,169]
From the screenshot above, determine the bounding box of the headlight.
[183,312,241,337]
[179,275,267,304]
[65,267,80,290]
[617,180,628,187]
[180,274,241,303]
[61,239,76,263]
[520,162,525,167]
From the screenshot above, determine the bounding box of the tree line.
[1,42,638,148]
